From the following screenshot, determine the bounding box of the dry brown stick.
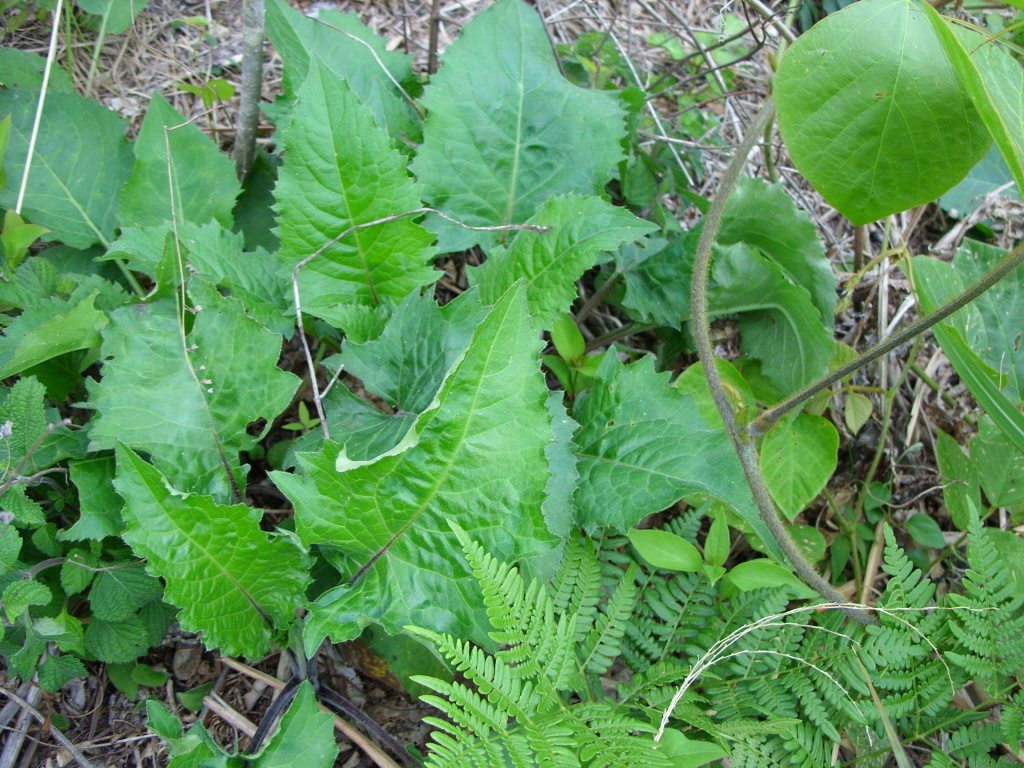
[0,685,99,768]
[219,657,403,768]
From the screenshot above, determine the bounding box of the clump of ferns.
[407,523,666,768]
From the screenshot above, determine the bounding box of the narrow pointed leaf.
[114,444,311,659]
[88,285,300,501]
[410,0,625,251]
[119,93,240,228]
[275,58,436,323]
[272,284,559,644]
[468,195,657,328]
[0,90,131,248]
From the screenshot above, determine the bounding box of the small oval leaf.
[628,528,703,572]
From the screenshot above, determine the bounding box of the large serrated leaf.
[275,58,437,326]
[572,354,780,560]
[272,283,559,646]
[774,0,990,224]
[709,243,833,396]
[113,444,311,659]
[119,93,241,229]
[264,0,417,141]
[88,284,300,501]
[410,0,626,252]
[468,195,657,328]
[0,90,132,248]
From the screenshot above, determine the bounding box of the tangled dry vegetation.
[1,0,1022,765]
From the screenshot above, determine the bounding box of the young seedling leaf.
[0,90,131,248]
[254,681,339,768]
[627,528,702,572]
[774,0,990,225]
[275,58,437,325]
[410,0,626,252]
[273,283,559,647]
[113,444,311,659]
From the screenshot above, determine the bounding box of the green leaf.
[275,58,437,325]
[906,513,946,549]
[619,235,695,326]
[469,194,657,328]
[2,209,49,269]
[551,313,585,362]
[717,177,835,325]
[146,700,182,740]
[88,286,300,501]
[76,0,148,34]
[673,358,757,430]
[0,525,22,567]
[84,618,151,663]
[410,0,626,252]
[177,680,216,712]
[704,515,730,568]
[0,48,74,92]
[0,90,132,248]
[2,579,51,621]
[935,429,982,531]
[0,292,109,378]
[62,456,125,541]
[37,654,86,693]
[708,243,834,396]
[89,563,163,622]
[543,391,579,539]
[657,730,730,768]
[264,0,417,141]
[572,354,781,560]
[273,283,559,648]
[119,93,241,228]
[981,529,1024,598]
[628,528,702,572]
[844,392,873,435]
[951,240,1024,401]
[254,681,339,768]
[910,255,1024,454]
[970,432,1024,509]
[113,444,312,659]
[774,0,990,224]
[760,414,839,521]
[722,560,819,599]
[0,375,47,467]
[923,9,1024,196]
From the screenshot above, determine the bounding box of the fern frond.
[946,519,1024,692]
[580,562,637,675]
[549,532,600,643]
[878,524,935,623]
[1002,692,1023,749]
[777,721,828,768]
[948,721,1003,762]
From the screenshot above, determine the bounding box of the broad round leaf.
[775,0,990,224]
[760,414,838,520]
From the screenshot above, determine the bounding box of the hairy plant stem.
[234,0,265,180]
[690,97,877,626]
[747,240,1024,438]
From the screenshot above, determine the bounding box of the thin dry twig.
[0,684,100,768]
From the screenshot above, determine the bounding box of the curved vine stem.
[690,97,878,626]
[747,240,1024,437]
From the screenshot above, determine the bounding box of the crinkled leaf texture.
[0,90,131,248]
[272,283,560,652]
[469,195,657,328]
[410,0,626,252]
[119,93,241,229]
[774,0,990,224]
[114,444,311,659]
[572,354,781,560]
[275,58,437,329]
[88,283,300,501]
[264,0,417,141]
